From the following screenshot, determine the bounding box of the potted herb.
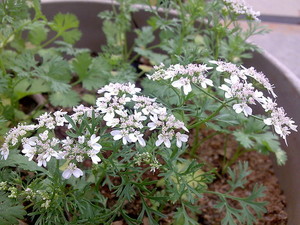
[0,0,297,224]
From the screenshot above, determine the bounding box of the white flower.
[172,78,192,95]
[147,114,161,130]
[106,118,120,127]
[155,133,171,148]
[103,107,115,122]
[39,130,49,141]
[88,149,101,164]
[62,137,74,146]
[128,132,146,146]
[175,132,189,148]
[54,110,67,126]
[111,130,130,145]
[22,144,36,161]
[78,136,85,144]
[37,155,47,167]
[200,78,213,88]
[0,147,9,160]
[87,134,102,151]
[233,103,252,117]
[219,84,233,98]
[62,163,83,179]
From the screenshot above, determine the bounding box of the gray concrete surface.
[246,0,300,81]
[249,23,300,80]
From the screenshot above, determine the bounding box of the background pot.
[41,1,300,224]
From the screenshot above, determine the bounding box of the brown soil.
[193,129,288,225]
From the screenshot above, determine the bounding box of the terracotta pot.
[41,1,300,224]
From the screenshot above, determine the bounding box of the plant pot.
[243,51,300,225]
[41,0,300,224]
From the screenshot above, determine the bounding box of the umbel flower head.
[210,60,297,144]
[222,0,261,21]
[148,61,297,145]
[0,82,189,179]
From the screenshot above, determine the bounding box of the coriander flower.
[87,134,102,151]
[232,103,252,117]
[176,132,189,148]
[62,163,83,179]
[172,78,192,95]
[111,129,131,145]
[155,133,172,148]
[148,63,213,96]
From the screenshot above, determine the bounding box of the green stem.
[188,98,234,129]
[222,134,229,173]
[222,146,249,174]
[40,33,61,48]
[204,190,247,201]
[190,124,200,157]
[0,51,6,73]
[71,79,82,86]
[195,84,223,103]
[24,202,34,210]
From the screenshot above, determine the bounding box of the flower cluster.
[96,82,189,148]
[0,123,38,160]
[21,130,60,167]
[134,152,161,173]
[223,0,260,21]
[0,83,189,179]
[211,60,297,143]
[148,63,213,95]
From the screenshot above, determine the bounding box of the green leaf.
[233,117,287,165]
[28,21,48,45]
[61,29,82,44]
[227,161,251,191]
[50,13,79,33]
[141,79,180,106]
[215,166,267,225]
[49,89,80,107]
[134,47,168,65]
[0,150,47,173]
[233,130,254,149]
[81,56,111,90]
[72,52,92,81]
[38,55,72,93]
[13,78,51,100]
[102,20,119,47]
[81,94,96,105]
[0,191,26,225]
[135,26,155,47]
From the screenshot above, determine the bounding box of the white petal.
[113,135,123,141]
[73,168,83,178]
[128,133,137,142]
[183,83,192,95]
[155,138,163,147]
[263,118,272,125]
[138,137,146,147]
[164,139,171,148]
[176,139,182,148]
[243,105,252,117]
[172,80,183,88]
[91,155,101,164]
[92,143,102,151]
[62,169,72,179]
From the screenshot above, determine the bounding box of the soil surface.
[192,129,288,225]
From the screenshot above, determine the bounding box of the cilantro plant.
[0,0,297,225]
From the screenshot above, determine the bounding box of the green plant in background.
[0,0,83,131]
[0,0,297,225]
